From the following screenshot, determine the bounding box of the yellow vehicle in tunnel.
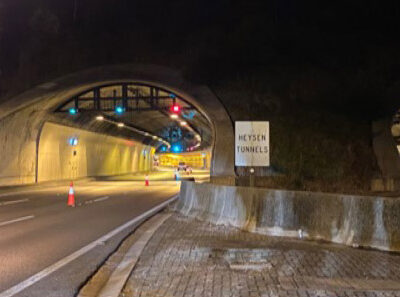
[155,151,211,170]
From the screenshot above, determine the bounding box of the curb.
[77,210,174,297]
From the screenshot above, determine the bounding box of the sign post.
[249,167,255,187]
[235,121,270,186]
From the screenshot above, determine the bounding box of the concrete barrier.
[175,181,400,252]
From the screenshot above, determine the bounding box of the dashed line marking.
[93,196,109,203]
[0,215,35,227]
[83,196,110,205]
[0,195,178,297]
[0,199,29,206]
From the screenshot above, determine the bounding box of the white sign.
[235,121,270,166]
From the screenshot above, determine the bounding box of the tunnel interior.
[54,83,213,152]
[38,82,214,182]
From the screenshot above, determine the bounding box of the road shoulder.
[77,212,171,297]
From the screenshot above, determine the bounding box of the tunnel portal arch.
[0,64,235,186]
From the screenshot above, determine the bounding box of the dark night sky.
[1,0,400,117]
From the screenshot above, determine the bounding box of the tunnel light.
[144,132,150,136]
[170,104,181,114]
[152,135,157,139]
[117,122,124,127]
[96,115,104,121]
[195,135,201,140]
[171,144,182,153]
[68,137,78,146]
[170,114,178,119]
[179,121,187,126]
[69,108,78,115]
[115,106,125,115]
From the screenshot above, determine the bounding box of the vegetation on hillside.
[214,78,378,194]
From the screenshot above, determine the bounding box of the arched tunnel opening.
[0,65,235,186]
[37,82,213,183]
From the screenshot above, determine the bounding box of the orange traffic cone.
[145,175,149,186]
[67,182,75,207]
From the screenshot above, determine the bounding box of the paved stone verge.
[120,213,400,297]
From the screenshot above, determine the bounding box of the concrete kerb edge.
[77,196,178,297]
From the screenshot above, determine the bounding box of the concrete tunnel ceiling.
[53,82,213,153]
[0,64,235,185]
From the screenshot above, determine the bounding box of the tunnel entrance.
[0,65,234,186]
[37,82,213,182]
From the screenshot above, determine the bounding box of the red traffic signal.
[170,104,181,114]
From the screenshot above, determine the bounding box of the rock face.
[175,181,400,252]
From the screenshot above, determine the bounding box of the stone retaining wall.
[175,181,400,252]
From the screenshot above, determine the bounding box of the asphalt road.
[100,166,210,182]
[0,180,179,297]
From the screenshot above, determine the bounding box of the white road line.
[0,199,29,206]
[82,185,123,193]
[83,196,109,205]
[0,182,164,200]
[0,187,66,198]
[0,194,178,297]
[93,196,109,202]
[0,184,115,199]
[0,215,35,227]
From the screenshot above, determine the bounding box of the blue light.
[160,146,167,152]
[115,106,125,114]
[68,137,78,146]
[169,93,176,98]
[172,144,182,153]
[69,108,77,115]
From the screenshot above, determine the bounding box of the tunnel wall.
[38,122,154,182]
[0,106,41,186]
[175,181,400,252]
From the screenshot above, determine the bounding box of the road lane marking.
[0,182,177,201]
[0,187,68,198]
[93,196,109,202]
[0,184,116,199]
[83,196,109,205]
[0,199,29,206]
[0,215,35,227]
[0,194,178,297]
